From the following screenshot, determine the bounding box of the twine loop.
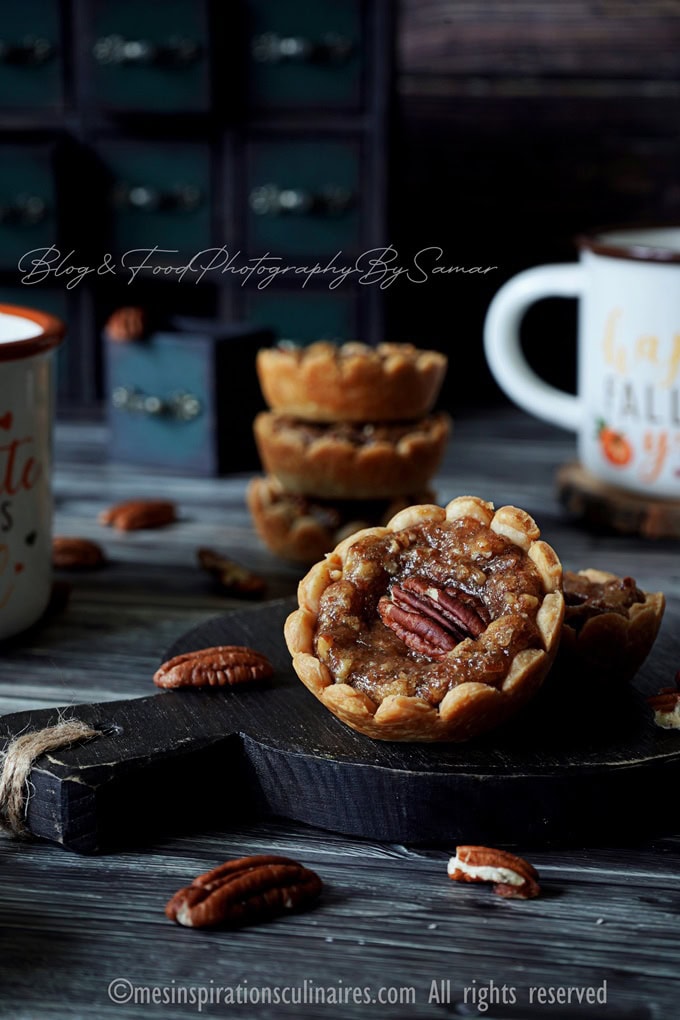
[0,719,99,837]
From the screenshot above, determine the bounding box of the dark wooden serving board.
[1,598,679,854]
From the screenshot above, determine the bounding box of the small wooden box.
[105,319,273,475]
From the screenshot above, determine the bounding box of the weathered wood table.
[1,409,678,1020]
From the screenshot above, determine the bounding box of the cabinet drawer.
[106,326,271,474]
[244,290,357,343]
[0,0,62,109]
[248,0,363,109]
[89,0,210,112]
[98,142,212,257]
[0,145,56,270]
[247,139,361,258]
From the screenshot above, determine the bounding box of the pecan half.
[99,500,177,531]
[647,672,680,728]
[166,854,322,928]
[52,536,105,570]
[104,306,147,342]
[154,645,274,689]
[378,577,488,657]
[448,845,540,900]
[198,547,266,599]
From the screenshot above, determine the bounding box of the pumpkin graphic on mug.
[596,420,634,468]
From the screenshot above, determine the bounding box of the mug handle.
[484,264,585,431]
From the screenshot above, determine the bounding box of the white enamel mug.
[484,227,680,498]
[0,304,65,640]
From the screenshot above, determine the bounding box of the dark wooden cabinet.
[393,0,680,409]
[0,0,394,412]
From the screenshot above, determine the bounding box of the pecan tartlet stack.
[248,342,450,564]
[285,496,564,741]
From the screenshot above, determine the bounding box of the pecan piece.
[198,547,266,599]
[647,672,680,728]
[166,854,322,928]
[104,306,147,343]
[52,536,105,570]
[154,645,273,689]
[378,576,488,657]
[448,845,540,900]
[99,499,177,531]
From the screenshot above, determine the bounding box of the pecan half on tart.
[256,341,447,423]
[559,568,665,684]
[253,411,451,499]
[284,496,564,742]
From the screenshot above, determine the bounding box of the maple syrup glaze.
[315,517,544,705]
[563,571,644,633]
[269,414,448,448]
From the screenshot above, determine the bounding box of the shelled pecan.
[448,845,540,900]
[52,536,105,569]
[166,855,322,928]
[378,577,488,657]
[197,547,266,599]
[647,671,680,729]
[104,306,147,342]
[99,500,177,531]
[154,645,274,689]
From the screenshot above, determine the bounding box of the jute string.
[0,719,99,837]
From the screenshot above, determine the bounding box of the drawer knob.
[112,387,202,421]
[251,32,353,65]
[249,183,353,217]
[0,194,47,225]
[0,36,54,65]
[113,183,202,213]
[93,34,201,67]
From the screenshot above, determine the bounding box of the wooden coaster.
[556,461,680,539]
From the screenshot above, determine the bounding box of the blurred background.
[1,0,679,421]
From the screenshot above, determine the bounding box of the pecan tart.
[559,568,664,684]
[247,475,436,565]
[256,342,447,423]
[285,496,564,741]
[253,411,451,499]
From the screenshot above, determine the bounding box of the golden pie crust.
[253,411,451,499]
[256,342,447,422]
[285,496,564,741]
[247,474,436,565]
[559,568,665,683]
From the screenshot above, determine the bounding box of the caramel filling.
[270,414,444,448]
[564,571,644,633]
[315,517,544,706]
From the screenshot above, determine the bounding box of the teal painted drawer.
[247,139,361,258]
[99,142,211,257]
[0,0,62,109]
[248,0,362,109]
[0,145,56,270]
[245,290,356,343]
[106,323,272,475]
[89,0,210,112]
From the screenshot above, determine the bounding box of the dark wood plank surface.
[399,0,680,79]
[1,409,679,1019]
